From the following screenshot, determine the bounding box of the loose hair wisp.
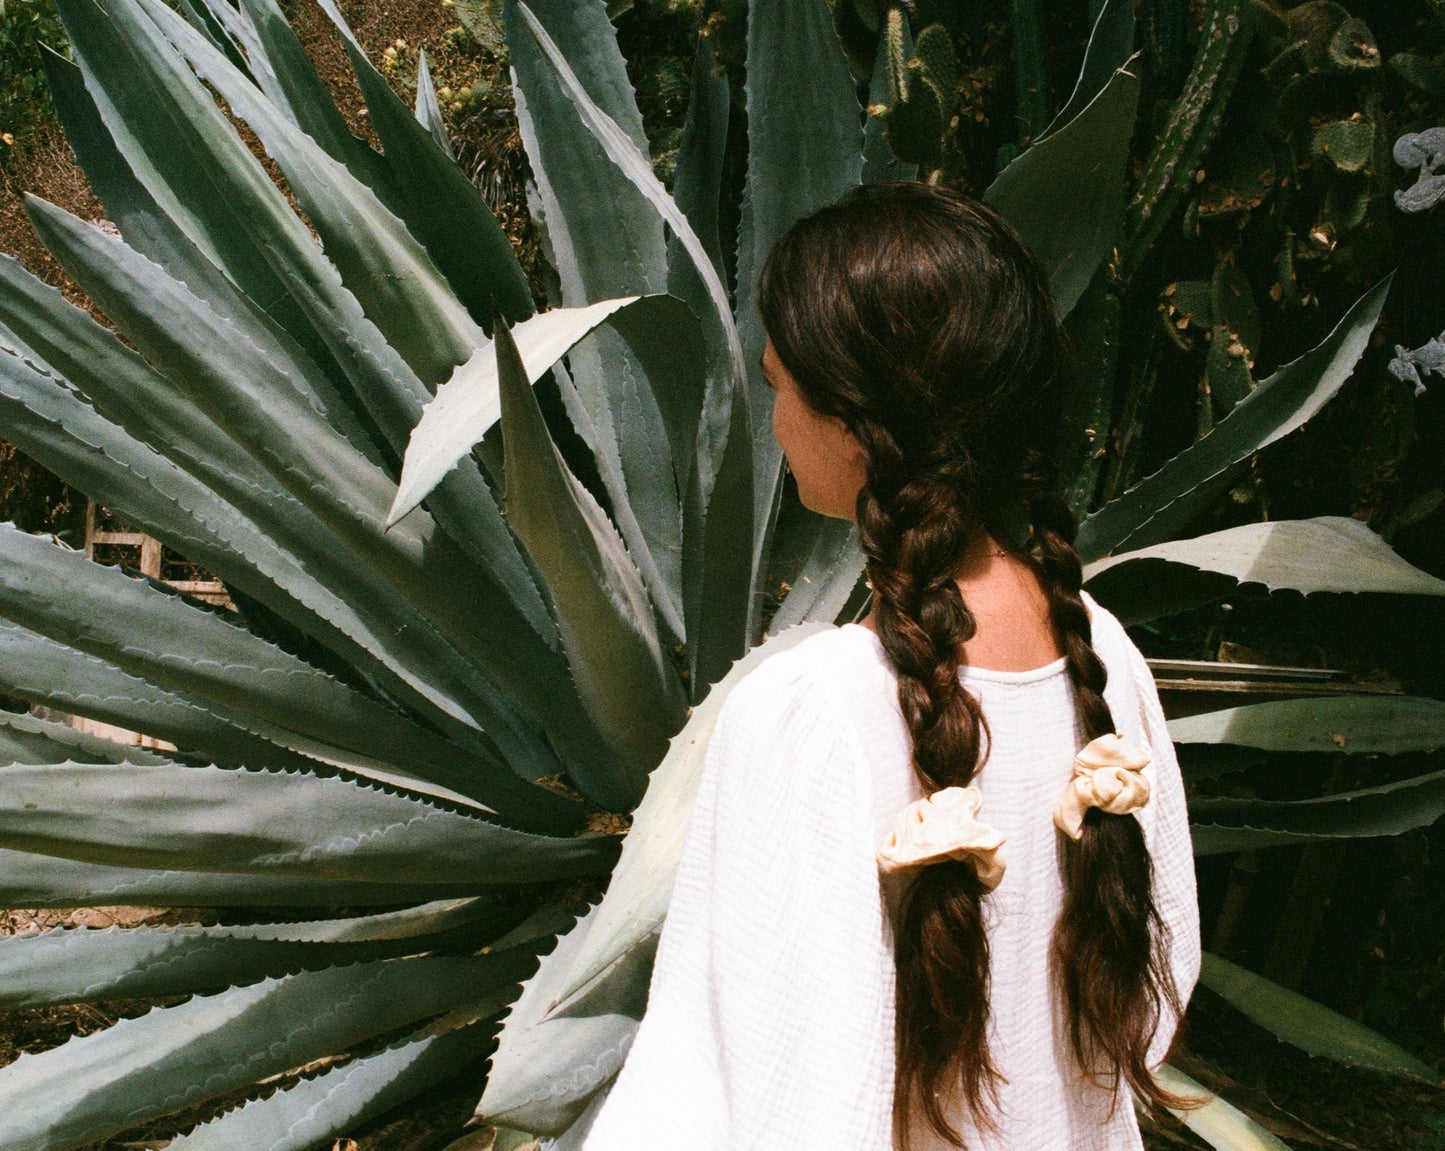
[757,183,1187,1148]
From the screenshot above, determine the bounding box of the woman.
[583,183,1201,1150]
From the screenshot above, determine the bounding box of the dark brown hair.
[757,183,1188,1147]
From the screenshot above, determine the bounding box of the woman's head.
[758,184,1188,1149]
[757,181,1071,537]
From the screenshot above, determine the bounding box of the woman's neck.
[862,536,1065,672]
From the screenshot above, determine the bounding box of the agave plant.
[0,0,1440,1148]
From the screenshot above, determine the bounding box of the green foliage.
[0,0,65,149]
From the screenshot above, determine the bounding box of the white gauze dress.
[583,595,1201,1151]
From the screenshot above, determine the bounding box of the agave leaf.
[734,0,863,567]
[512,1,743,391]
[1039,0,1135,140]
[546,623,833,1009]
[504,0,664,303]
[392,295,703,525]
[1169,695,1445,754]
[0,899,509,1009]
[984,64,1139,319]
[669,35,729,284]
[92,0,553,640]
[1199,953,1441,1082]
[0,320,537,749]
[1151,1065,1293,1151]
[0,952,535,1151]
[54,0,327,367]
[0,761,618,884]
[0,849,480,910]
[478,902,653,1135]
[510,0,753,635]
[664,38,751,629]
[1190,767,1445,855]
[414,50,453,157]
[0,524,582,827]
[545,1085,611,1150]
[135,0,479,373]
[168,1020,496,1151]
[310,0,533,329]
[1086,517,1445,614]
[495,313,687,807]
[228,0,398,200]
[25,195,601,784]
[0,711,169,767]
[175,0,248,70]
[0,621,336,775]
[1078,277,1392,561]
[35,49,391,470]
[768,523,866,635]
[684,383,755,692]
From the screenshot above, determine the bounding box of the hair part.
[758,183,1192,1147]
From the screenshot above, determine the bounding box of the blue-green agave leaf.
[310,0,532,328]
[1078,277,1392,561]
[1168,695,1445,755]
[734,0,863,569]
[683,383,754,693]
[0,313,532,748]
[0,524,581,827]
[1190,767,1445,855]
[1039,0,1135,140]
[168,1020,497,1151]
[90,0,552,643]
[54,0,331,372]
[227,0,399,200]
[0,621,334,775]
[669,34,729,283]
[24,195,586,784]
[984,63,1139,318]
[0,849,482,910]
[479,901,652,1135]
[35,48,390,470]
[510,0,751,636]
[1084,514,1445,624]
[414,49,453,157]
[0,761,619,884]
[1199,953,1441,1083]
[495,313,688,808]
[0,899,508,1009]
[768,524,866,635]
[503,0,664,305]
[0,710,169,767]
[0,952,535,1151]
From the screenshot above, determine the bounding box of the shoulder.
[723,624,892,718]
[713,625,894,754]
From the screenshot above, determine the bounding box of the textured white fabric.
[584,596,1200,1151]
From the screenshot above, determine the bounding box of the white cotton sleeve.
[584,662,896,1151]
[1127,643,1202,1072]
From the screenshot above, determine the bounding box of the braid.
[1031,487,1190,1117]
[856,430,1002,1148]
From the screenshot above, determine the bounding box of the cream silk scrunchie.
[877,785,1006,891]
[1052,733,1152,841]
